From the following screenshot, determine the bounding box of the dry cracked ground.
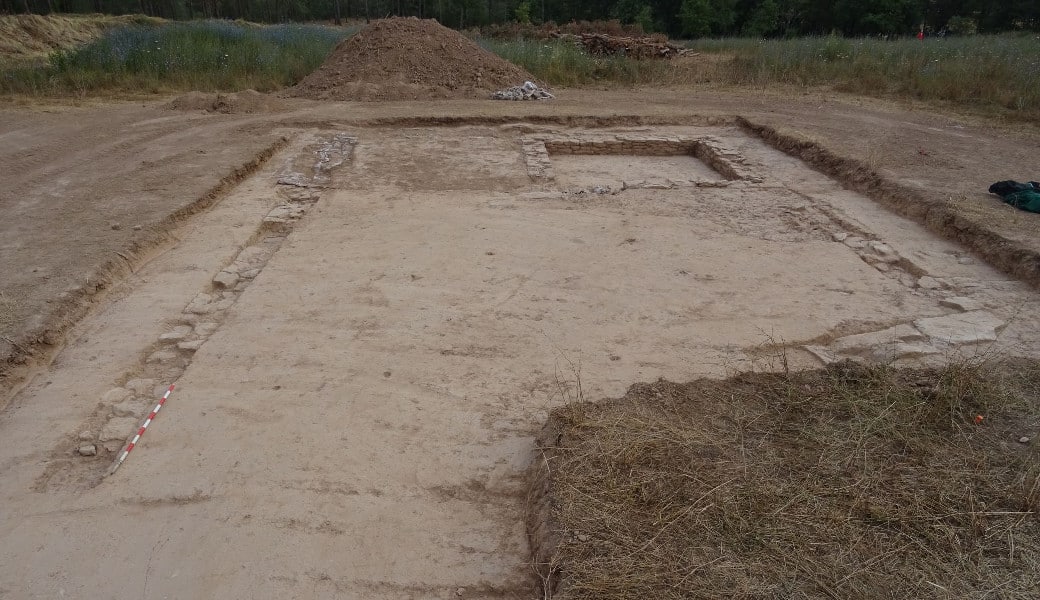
[1,91,1040,599]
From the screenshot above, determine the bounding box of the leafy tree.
[634,3,653,30]
[514,0,531,23]
[743,0,779,35]
[678,0,710,36]
[678,0,736,36]
[1,0,1035,35]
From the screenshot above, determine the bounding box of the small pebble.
[132,225,142,231]
[78,444,97,457]
[110,222,121,230]
[1019,436,1031,444]
[456,588,465,597]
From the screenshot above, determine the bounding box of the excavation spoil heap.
[289,17,536,101]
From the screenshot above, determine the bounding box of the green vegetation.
[1,20,351,95]
[479,38,667,86]
[2,15,1035,123]
[482,33,1039,121]
[4,0,1038,36]
[686,34,1040,118]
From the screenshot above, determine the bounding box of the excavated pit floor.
[2,124,1040,599]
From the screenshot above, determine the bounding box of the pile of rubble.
[491,81,554,101]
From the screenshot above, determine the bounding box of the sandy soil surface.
[1,91,1039,598]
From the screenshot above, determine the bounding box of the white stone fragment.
[159,325,193,341]
[913,311,1005,344]
[804,345,838,365]
[939,296,985,312]
[213,271,240,289]
[832,324,924,355]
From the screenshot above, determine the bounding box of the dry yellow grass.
[531,359,1040,599]
[0,13,162,64]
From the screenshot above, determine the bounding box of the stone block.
[213,271,240,289]
[939,296,985,312]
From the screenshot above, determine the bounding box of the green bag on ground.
[988,180,1040,214]
[1003,190,1040,213]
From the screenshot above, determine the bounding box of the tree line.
[2,0,1037,36]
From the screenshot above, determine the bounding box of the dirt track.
[1,90,1040,598]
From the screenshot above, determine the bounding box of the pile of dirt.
[163,90,287,114]
[289,17,535,101]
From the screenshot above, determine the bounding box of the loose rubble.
[491,81,554,101]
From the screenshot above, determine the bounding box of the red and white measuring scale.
[109,384,175,474]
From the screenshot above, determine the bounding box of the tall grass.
[1,20,353,95]
[482,33,1039,120]
[685,34,1040,118]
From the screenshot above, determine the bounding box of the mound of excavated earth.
[163,90,288,114]
[289,17,536,101]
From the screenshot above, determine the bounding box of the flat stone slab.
[872,342,941,362]
[100,387,132,404]
[832,324,924,355]
[914,311,1005,345]
[99,417,140,442]
[939,296,985,312]
[111,399,144,418]
[159,325,193,341]
[146,349,181,364]
[194,322,219,337]
[804,345,838,365]
[124,378,156,396]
